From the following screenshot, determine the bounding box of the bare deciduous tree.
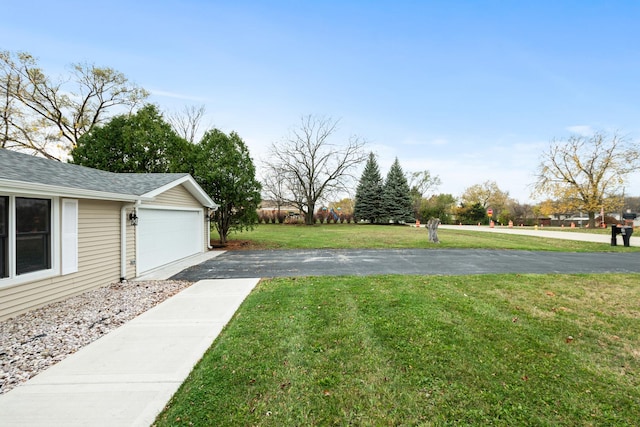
[533,131,640,227]
[264,115,367,225]
[261,162,290,218]
[1,50,148,159]
[168,104,206,143]
[407,169,441,221]
[407,170,441,198]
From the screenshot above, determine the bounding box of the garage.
[137,208,203,273]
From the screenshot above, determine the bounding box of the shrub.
[257,211,272,224]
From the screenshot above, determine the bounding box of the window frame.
[0,196,7,278]
[15,197,52,275]
[0,195,60,288]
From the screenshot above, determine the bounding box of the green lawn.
[542,226,619,235]
[155,274,640,426]
[216,223,639,252]
[155,225,639,426]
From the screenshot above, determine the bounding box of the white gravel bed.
[0,280,192,395]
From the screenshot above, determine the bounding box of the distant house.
[0,149,217,320]
[258,200,301,214]
[257,200,303,222]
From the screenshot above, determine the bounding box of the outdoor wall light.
[206,207,216,221]
[129,212,139,226]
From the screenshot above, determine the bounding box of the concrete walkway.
[0,276,259,427]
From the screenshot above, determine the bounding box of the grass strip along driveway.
[215,224,640,252]
[155,226,639,426]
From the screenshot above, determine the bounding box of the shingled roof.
[0,149,215,207]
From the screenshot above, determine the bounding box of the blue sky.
[3,1,640,203]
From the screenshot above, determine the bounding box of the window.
[0,195,62,285]
[0,194,60,286]
[16,198,51,275]
[0,196,7,278]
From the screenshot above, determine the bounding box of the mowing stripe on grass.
[156,274,640,426]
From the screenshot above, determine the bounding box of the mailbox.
[611,224,633,247]
[622,210,637,226]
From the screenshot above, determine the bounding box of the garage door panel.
[137,209,201,273]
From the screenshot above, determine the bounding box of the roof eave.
[0,178,146,202]
[142,175,218,208]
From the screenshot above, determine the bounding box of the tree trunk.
[427,218,440,243]
[305,202,316,225]
[217,221,228,245]
[216,207,231,245]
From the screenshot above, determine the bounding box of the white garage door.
[137,208,202,273]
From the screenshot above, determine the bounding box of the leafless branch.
[168,104,207,143]
[263,115,367,224]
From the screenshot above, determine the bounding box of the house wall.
[0,199,126,321]
[0,184,211,320]
[148,185,203,208]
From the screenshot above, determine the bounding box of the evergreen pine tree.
[383,157,414,223]
[354,152,385,223]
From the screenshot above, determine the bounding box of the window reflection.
[16,198,51,275]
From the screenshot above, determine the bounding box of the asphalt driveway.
[170,249,640,281]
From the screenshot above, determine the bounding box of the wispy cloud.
[400,137,425,146]
[566,125,594,136]
[430,138,449,146]
[148,89,208,102]
[399,137,449,147]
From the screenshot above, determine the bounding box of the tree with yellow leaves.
[533,131,639,228]
[460,180,510,221]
